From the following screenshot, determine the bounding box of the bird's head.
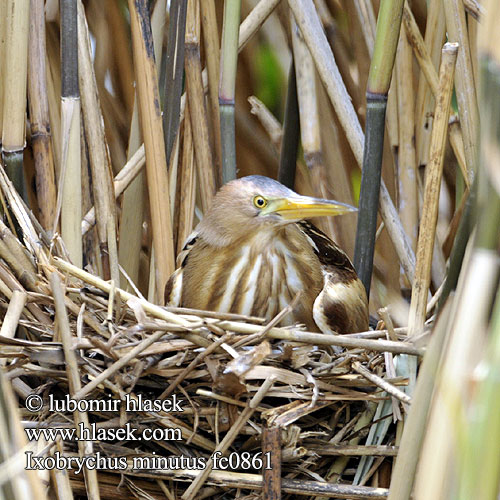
[197,175,357,247]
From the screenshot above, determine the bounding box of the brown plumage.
[165,176,368,334]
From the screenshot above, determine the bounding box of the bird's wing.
[164,231,199,306]
[297,221,354,271]
[297,221,369,334]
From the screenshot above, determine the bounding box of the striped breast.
[166,225,324,330]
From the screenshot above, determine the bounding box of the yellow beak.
[261,195,357,220]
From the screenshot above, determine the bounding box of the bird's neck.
[197,218,291,249]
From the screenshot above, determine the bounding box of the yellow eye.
[253,195,267,209]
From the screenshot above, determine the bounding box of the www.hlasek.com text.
[25,422,182,442]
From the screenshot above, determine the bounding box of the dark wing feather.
[297,221,369,334]
[297,221,355,279]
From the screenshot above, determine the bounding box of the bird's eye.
[253,195,267,209]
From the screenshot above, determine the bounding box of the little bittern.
[165,176,368,334]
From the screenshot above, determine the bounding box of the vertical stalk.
[200,0,222,182]
[28,0,57,231]
[177,102,197,253]
[290,14,336,237]
[162,0,188,165]
[407,43,458,336]
[443,0,480,180]
[2,0,30,200]
[184,0,216,212]
[59,0,82,267]
[119,0,165,293]
[77,0,119,284]
[128,0,175,303]
[353,0,405,297]
[220,0,241,184]
[413,0,445,170]
[395,28,418,255]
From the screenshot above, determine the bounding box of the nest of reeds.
[0,163,422,499]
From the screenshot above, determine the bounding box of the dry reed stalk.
[117,100,144,290]
[239,0,281,52]
[177,103,197,253]
[77,0,119,284]
[185,0,216,211]
[118,0,163,294]
[219,0,241,184]
[58,0,82,268]
[128,0,175,303]
[82,145,145,235]
[288,0,363,165]
[182,376,276,499]
[0,372,48,499]
[248,95,283,148]
[80,466,390,498]
[51,439,75,500]
[407,43,458,336]
[352,362,411,406]
[0,238,36,292]
[443,0,479,180]
[403,3,469,186]
[311,444,399,457]
[385,74,399,159]
[200,0,222,177]
[1,0,29,199]
[0,164,47,264]
[0,218,37,275]
[163,0,187,165]
[45,33,62,180]
[262,425,282,499]
[395,29,418,254]
[412,0,444,170]
[353,0,375,56]
[0,290,27,341]
[315,0,361,110]
[50,272,101,499]
[27,0,57,231]
[290,17,335,236]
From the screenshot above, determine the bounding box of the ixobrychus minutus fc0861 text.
[165,176,368,334]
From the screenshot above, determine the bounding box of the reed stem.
[353,0,405,296]
[220,0,241,184]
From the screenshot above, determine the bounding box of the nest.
[0,171,421,499]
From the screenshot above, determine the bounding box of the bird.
[165,175,368,334]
